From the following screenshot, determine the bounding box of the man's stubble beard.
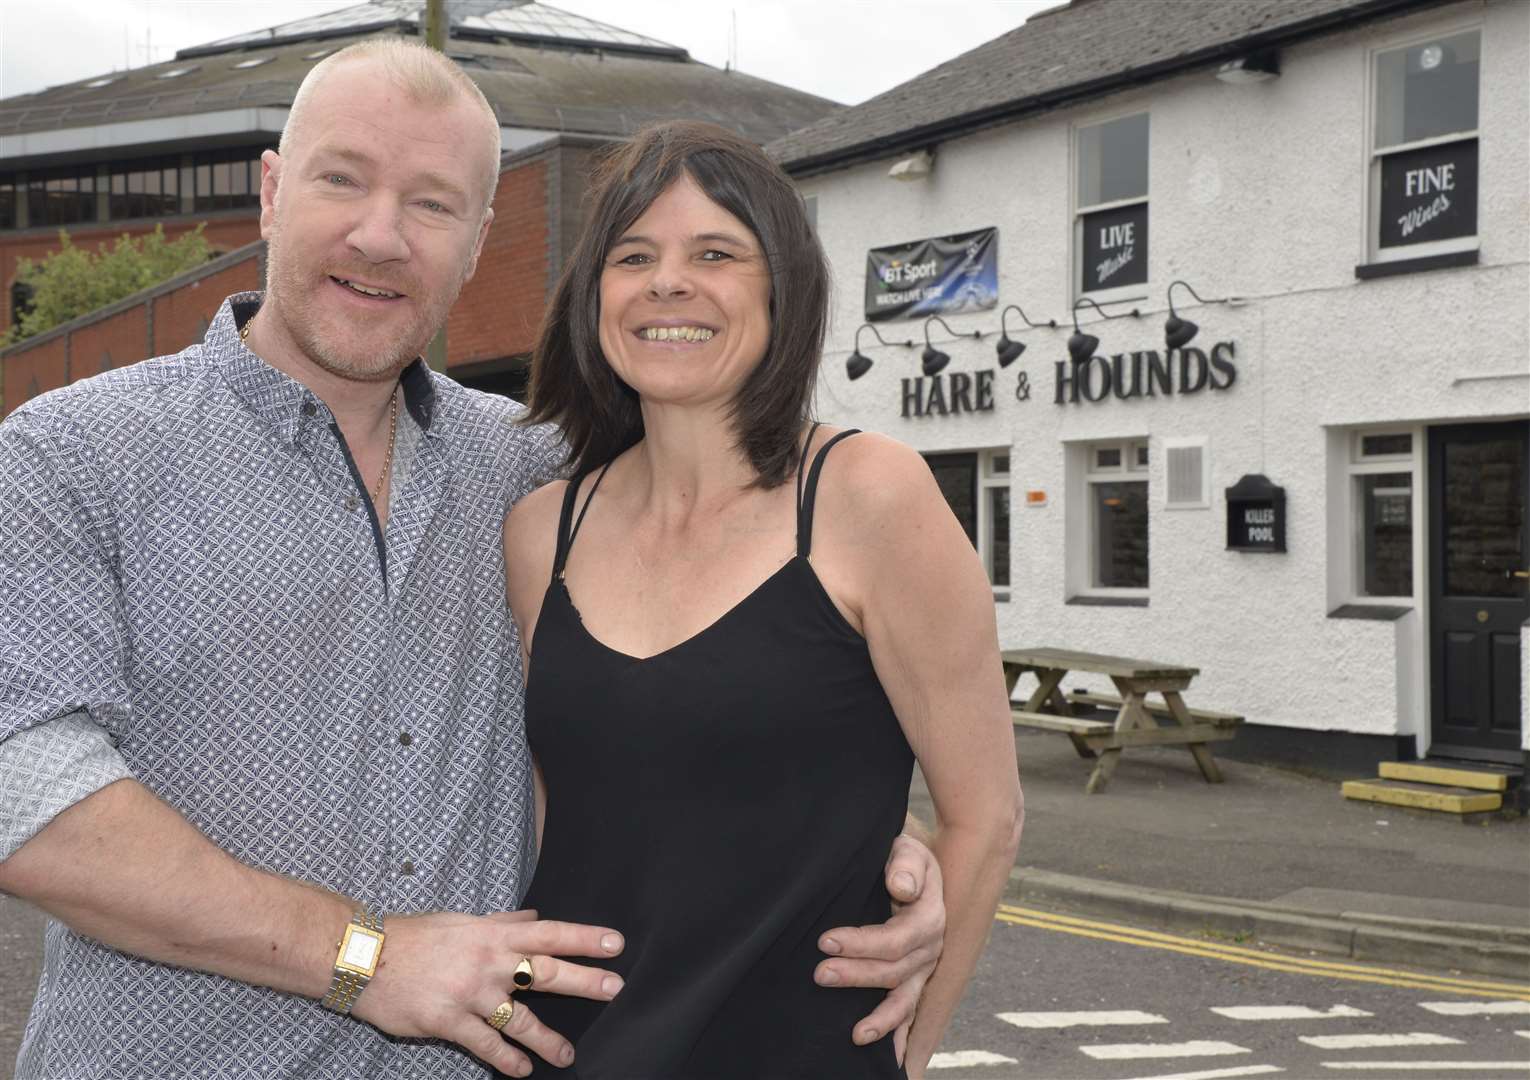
[263,215,467,384]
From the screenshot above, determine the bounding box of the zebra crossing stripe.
[1419,1000,1530,1016]
[1081,1040,1252,1060]
[928,1050,1019,1069]
[1299,1032,1463,1049]
[1115,1067,1284,1080]
[996,1009,1167,1028]
[1320,1062,1530,1071]
[1212,1005,1372,1021]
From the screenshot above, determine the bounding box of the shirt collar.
[213,292,439,445]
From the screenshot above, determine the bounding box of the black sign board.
[1226,474,1286,553]
[1080,202,1148,292]
[1379,138,1477,249]
[865,227,998,323]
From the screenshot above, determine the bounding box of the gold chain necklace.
[240,319,399,505]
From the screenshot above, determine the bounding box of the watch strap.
[321,906,385,1015]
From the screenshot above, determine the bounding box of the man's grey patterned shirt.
[0,293,561,1079]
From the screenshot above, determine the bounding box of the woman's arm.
[503,480,569,858]
[820,434,1024,1077]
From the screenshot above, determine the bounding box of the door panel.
[1429,421,1529,760]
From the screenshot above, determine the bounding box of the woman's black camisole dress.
[519,428,914,1079]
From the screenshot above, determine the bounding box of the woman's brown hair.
[525,120,830,488]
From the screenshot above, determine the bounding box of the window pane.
[1078,112,1149,206]
[1135,444,1149,468]
[1361,433,1412,457]
[1093,480,1149,588]
[0,182,13,230]
[988,453,1010,477]
[924,452,978,546]
[1095,447,1121,469]
[1359,472,1413,596]
[988,487,1010,587]
[1376,30,1479,148]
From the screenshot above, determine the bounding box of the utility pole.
[424,0,450,372]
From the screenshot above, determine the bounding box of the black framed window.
[26,167,97,227]
[0,177,15,230]
[108,157,180,220]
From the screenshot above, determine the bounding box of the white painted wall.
[801,0,1530,747]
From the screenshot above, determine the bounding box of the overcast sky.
[0,1,1055,106]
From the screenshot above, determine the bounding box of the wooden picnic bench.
[1002,647,1243,794]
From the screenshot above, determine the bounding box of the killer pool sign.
[1379,138,1478,248]
[865,227,998,323]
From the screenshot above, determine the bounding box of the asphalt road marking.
[996,1009,1167,1028]
[1211,1005,1372,1021]
[1517,1030,1530,1039]
[927,1050,1019,1069]
[1298,1032,1463,1049]
[1081,1040,1252,1060]
[1419,1000,1530,1015]
[1116,1067,1285,1080]
[1320,1062,1530,1071]
[995,905,1530,1001]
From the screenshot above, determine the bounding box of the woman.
[503,121,1022,1078]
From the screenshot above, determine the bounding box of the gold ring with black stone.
[512,956,536,992]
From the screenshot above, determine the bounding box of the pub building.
[770,0,1529,800]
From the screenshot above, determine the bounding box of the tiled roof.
[768,0,1454,175]
[1,20,834,150]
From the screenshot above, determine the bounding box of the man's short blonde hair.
[280,37,502,213]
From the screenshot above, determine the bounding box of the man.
[0,39,944,1079]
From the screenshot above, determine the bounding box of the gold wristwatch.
[321,905,385,1015]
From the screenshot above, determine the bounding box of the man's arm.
[0,770,624,1077]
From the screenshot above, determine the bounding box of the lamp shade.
[921,346,950,376]
[1066,331,1099,365]
[996,335,1026,368]
[1164,314,1198,350]
[846,350,873,381]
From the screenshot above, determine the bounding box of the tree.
[6,224,212,344]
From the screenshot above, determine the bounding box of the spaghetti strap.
[796,429,861,558]
[794,421,822,518]
[551,462,613,582]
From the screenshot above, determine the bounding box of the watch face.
[341,928,380,971]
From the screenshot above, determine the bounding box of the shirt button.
[398,732,413,747]
[301,401,317,417]
[344,494,361,512]
[400,860,415,876]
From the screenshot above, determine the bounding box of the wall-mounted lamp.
[845,322,914,381]
[1215,50,1279,84]
[995,304,1057,368]
[888,149,934,182]
[921,314,982,376]
[1164,280,1233,350]
[1068,297,1140,365]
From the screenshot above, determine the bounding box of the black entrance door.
[1429,421,1530,761]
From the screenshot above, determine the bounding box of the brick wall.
[2,213,261,336]
[0,244,262,417]
[448,152,552,369]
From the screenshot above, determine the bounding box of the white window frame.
[1072,109,1151,308]
[979,449,1011,600]
[1344,427,1423,603]
[1363,21,1482,265]
[1162,435,1210,510]
[1079,437,1150,599]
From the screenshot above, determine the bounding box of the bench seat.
[1068,691,1244,727]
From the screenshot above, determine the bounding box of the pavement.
[909,728,1530,982]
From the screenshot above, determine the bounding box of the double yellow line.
[994,903,1530,1000]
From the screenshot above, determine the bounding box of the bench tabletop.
[1002,646,1200,680]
